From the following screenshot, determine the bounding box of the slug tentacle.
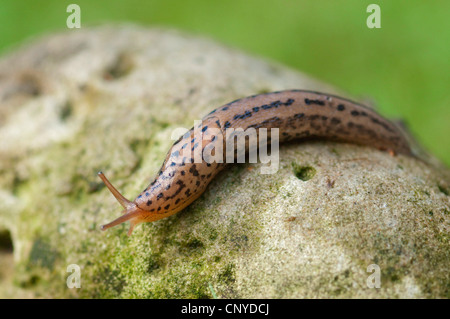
[98,90,414,236]
[98,172,146,236]
[100,209,143,236]
[98,172,133,209]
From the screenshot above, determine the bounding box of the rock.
[0,25,448,298]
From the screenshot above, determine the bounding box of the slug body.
[99,90,412,235]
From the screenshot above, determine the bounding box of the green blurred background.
[1,0,449,165]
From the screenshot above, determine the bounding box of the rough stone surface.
[0,25,448,298]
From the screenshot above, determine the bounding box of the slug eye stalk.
[97,171,143,236]
[97,171,133,209]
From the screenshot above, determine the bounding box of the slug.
[98,89,412,235]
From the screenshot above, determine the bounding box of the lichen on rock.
[0,26,448,298]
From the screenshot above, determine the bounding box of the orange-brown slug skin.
[98,90,412,235]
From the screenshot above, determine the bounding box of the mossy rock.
[0,26,448,298]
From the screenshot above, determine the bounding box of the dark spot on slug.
[234,110,252,120]
[270,100,281,107]
[164,204,170,210]
[305,98,324,106]
[150,183,161,192]
[171,150,180,157]
[202,126,208,132]
[243,110,252,118]
[253,106,260,112]
[146,200,152,206]
[196,181,200,186]
[169,180,186,198]
[189,165,199,176]
[337,104,345,111]
[261,116,280,124]
[175,198,181,205]
[183,131,192,139]
[331,117,341,125]
[157,193,163,200]
[181,171,185,176]
[294,113,304,119]
[351,110,360,116]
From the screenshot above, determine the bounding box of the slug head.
[97,172,147,236]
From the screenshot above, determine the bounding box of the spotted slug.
[98,89,412,235]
